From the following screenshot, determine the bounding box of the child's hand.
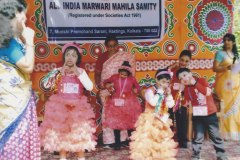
[157,88,164,94]
[190,77,196,85]
[61,65,70,75]
[71,65,82,76]
[105,83,115,95]
[61,66,75,75]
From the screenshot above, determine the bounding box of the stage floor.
[41,141,240,160]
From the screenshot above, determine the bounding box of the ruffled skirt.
[130,110,178,160]
[103,95,142,130]
[40,94,97,152]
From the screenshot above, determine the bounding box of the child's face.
[119,71,129,78]
[64,49,78,67]
[156,78,170,89]
[179,55,191,68]
[178,71,192,85]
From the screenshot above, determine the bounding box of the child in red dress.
[103,61,142,150]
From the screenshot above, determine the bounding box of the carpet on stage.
[41,141,240,160]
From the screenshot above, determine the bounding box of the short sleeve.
[0,38,25,65]
[214,51,225,63]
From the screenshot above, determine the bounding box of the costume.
[0,38,40,159]
[170,66,188,147]
[40,68,97,152]
[95,51,135,144]
[183,78,227,159]
[103,74,141,130]
[130,86,178,160]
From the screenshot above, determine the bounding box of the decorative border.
[34,59,214,72]
[136,59,214,71]
[34,63,57,72]
[131,45,161,57]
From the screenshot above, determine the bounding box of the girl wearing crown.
[40,42,96,160]
[130,69,178,160]
[103,61,142,150]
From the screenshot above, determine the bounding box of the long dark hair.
[223,33,239,64]
[0,0,27,47]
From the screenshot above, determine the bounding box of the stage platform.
[42,141,240,160]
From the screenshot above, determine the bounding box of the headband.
[62,42,83,54]
[156,70,173,78]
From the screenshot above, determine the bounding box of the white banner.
[43,0,164,43]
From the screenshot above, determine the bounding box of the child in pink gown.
[103,61,142,150]
[40,42,96,160]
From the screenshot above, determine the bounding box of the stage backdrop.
[25,0,237,137]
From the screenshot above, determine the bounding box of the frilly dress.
[130,87,178,160]
[40,68,97,152]
[102,74,142,130]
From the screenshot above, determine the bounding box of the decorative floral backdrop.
[26,0,237,137]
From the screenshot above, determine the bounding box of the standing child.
[103,61,142,150]
[176,68,227,160]
[168,50,192,148]
[40,42,96,160]
[130,69,178,160]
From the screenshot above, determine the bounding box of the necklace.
[119,77,127,98]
